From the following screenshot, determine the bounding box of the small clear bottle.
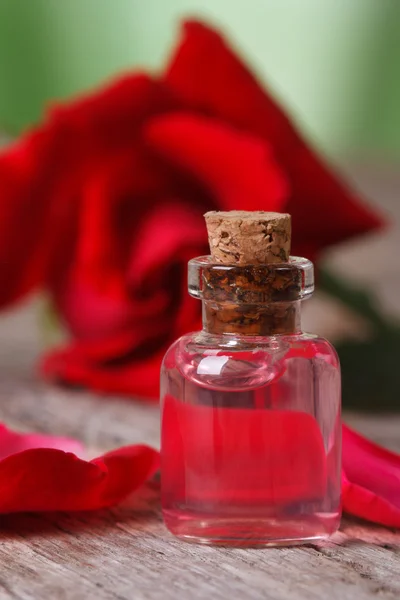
[160,222,341,547]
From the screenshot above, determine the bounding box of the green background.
[0,0,399,157]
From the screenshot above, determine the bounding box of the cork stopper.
[200,211,300,335]
[204,210,291,265]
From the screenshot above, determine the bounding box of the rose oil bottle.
[160,211,341,546]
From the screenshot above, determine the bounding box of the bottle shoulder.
[162,331,339,366]
[161,331,340,393]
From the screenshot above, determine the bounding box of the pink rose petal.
[0,424,84,460]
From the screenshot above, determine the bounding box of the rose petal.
[42,343,165,399]
[71,151,179,299]
[165,21,383,255]
[127,200,207,286]
[55,277,170,343]
[146,112,287,211]
[342,424,400,527]
[163,396,328,503]
[0,424,84,460]
[342,472,400,529]
[0,443,159,513]
[127,200,205,336]
[343,424,400,506]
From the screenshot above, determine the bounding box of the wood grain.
[0,307,399,599]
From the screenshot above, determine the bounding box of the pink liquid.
[161,335,341,546]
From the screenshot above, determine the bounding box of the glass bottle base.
[163,510,341,547]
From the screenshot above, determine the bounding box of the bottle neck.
[202,300,302,336]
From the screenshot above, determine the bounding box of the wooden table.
[0,306,399,599]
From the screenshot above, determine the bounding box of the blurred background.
[0,0,399,409]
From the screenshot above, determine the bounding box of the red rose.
[0,21,382,399]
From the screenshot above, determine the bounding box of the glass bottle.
[160,255,341,546]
